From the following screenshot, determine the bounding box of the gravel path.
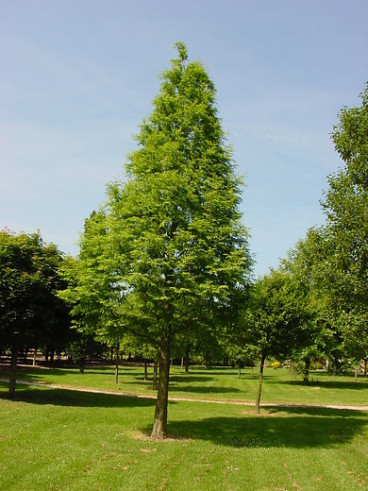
[2,378,368,411]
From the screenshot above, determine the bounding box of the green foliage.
[0,229,70,351]
[112,43,253,436]
[59,212,110,334]
[60,43,252,437]
[107,42,253,341]
[320,83,368,363]
[244,270,313,361]
[281,84,368,372]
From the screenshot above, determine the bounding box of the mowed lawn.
[2,363,368,406]
[0,366,368,490]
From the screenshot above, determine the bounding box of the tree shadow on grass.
[122,380,240,395]
[0,366,142,379]
[266,405,366,417]
[274,379,368,390]
[170,375,215,383]
[0,385,157,409]
[155,408,368,449]
[189,368,269,379]
[168,385,241,394]
[131,375,215,384]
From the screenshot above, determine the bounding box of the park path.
[2,378,368,411]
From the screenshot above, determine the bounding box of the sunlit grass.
[1,363,368,406]
[0,384,367,490]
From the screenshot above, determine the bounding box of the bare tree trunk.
[33,350,37,367]
[185,344,190,373]
[144,361,148,381]
[354,367,358,383]
[181,357,184,370]
[9,346,18,399]
[333,355,340,376]
[151,334,170,440]
[302,357,311,385]
[79,358,85,373]
[115,343,120,384]
[255,354,266,415]
[152,359,158,390]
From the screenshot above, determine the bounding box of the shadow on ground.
[2,382,367,450]
[0,385,157,409]
[274,379,368,390]
[168,385,241,394]
[132,375,215,384]
[152,406,368,448]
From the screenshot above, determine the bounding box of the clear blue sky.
[1,0,367,276]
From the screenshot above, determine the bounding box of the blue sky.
[1,0,367,276]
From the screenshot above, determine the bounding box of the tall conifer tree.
[82,43,252,439]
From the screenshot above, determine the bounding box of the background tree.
[65,332,103,373]
[59,211,129,381]
[282,228,329,383]
[0,229,69,398]
[104,42,252,438]
[226,342,259,378]
[244,269,313,413]
[319,82,368,371]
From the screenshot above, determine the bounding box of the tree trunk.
[185,344,190,373]
[33,350,37,367]
[302,357,311,385]
[115,343,120,384]
[151,334,170,440]
[363,359,367,376]
[144,361,148,381]
[153,359,158,390]
[255,354,266,414]
[181,357,184,370]
[9,346,18,399]
[79,358,85,373]
[354,367,358,383]
[333,355,340,376]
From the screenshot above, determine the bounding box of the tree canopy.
[61,42,253,438]
[0,229,70,397]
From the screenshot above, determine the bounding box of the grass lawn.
[1,365,368,489]
[1,363,368,406]
[0,379,367,490]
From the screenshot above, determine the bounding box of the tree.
[244,270,313,413]
[226,342,259,378]
[282,228,329,383]
[104,42,252,438]
[0,229,69,398]
[59,211,128,381]
[319,82,368,370]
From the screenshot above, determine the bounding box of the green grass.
[2,364,368,406]
[0,382,367,490]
